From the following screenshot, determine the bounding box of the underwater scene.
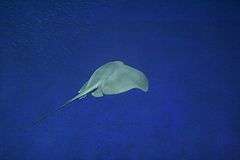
[1,1,239,160]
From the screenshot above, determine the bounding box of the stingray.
[32,61,148,126]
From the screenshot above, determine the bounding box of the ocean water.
[1,1,239,160]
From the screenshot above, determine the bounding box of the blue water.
[1,1,239,160]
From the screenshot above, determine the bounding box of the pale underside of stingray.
[32,61,148,126]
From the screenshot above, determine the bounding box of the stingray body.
[73,61,148,100]
[32,61,148,126]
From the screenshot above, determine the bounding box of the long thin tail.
[30,94,86,128]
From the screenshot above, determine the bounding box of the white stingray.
[33,61,148,126]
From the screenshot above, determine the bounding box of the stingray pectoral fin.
[101,65,148,95]
[91,88,104,97]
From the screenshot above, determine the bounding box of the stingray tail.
[30,94,87,128]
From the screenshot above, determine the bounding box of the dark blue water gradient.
[1,1,239,159]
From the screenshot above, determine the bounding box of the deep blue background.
[1,1,239,159]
